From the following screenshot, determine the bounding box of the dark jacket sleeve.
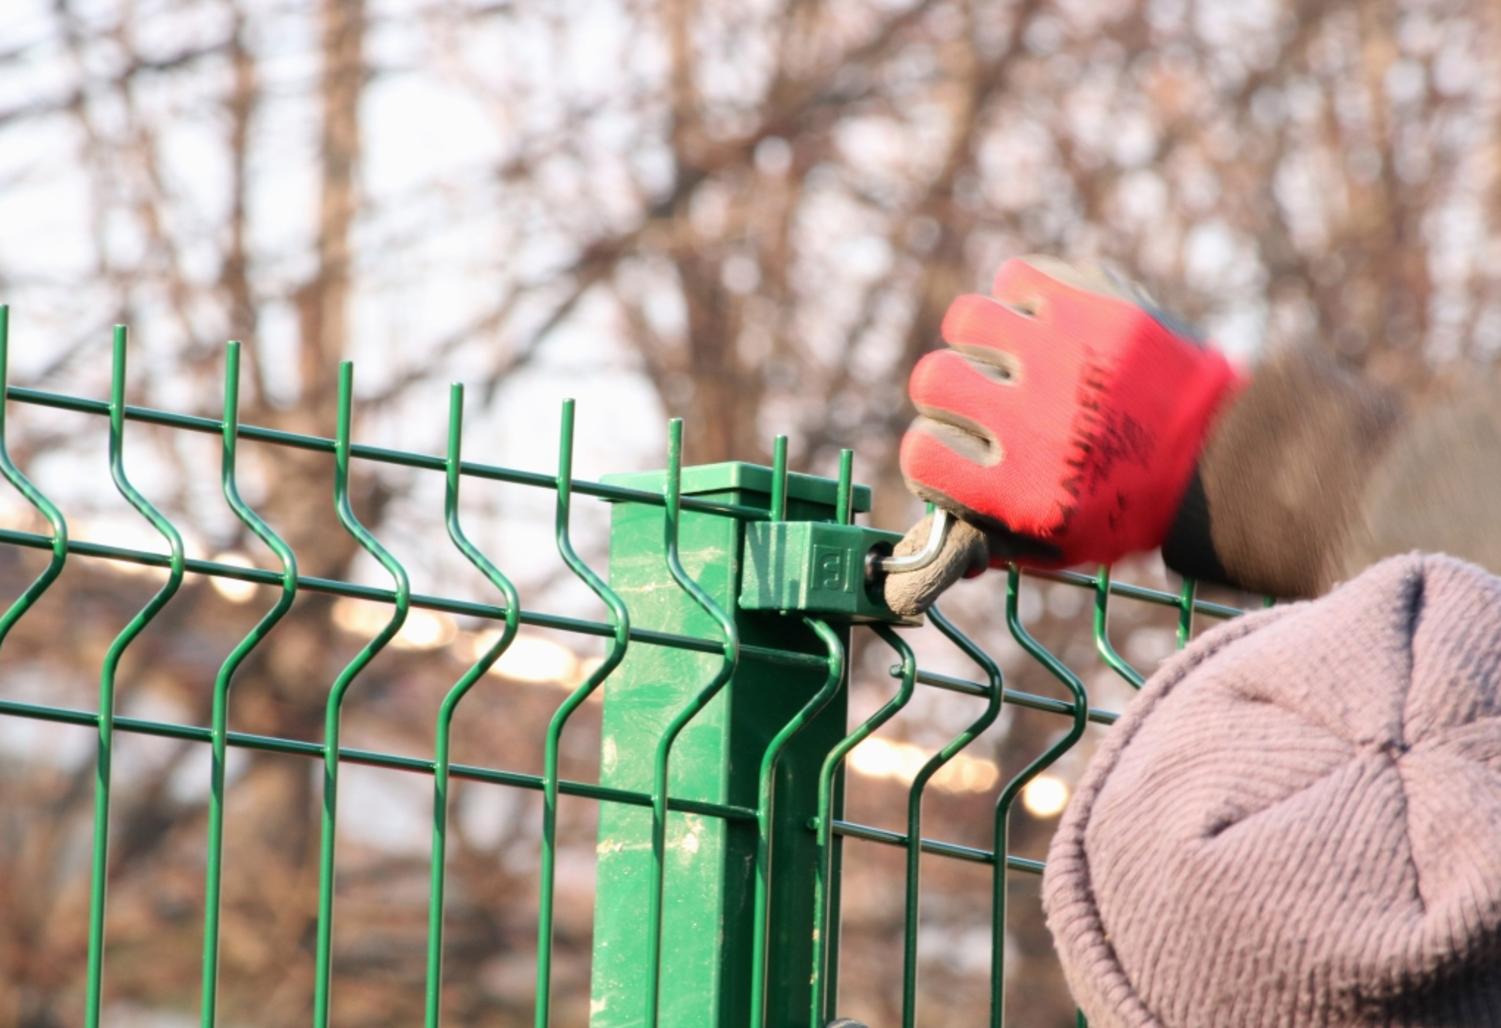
[1158,346,1501,598]
[1335,376,1501,585]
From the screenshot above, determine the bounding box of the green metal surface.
[201,341,299,1027]
[313,363,412,1026]
[900,606,1005,1028]
[0,308,68,652]
[809,624,916,1023]
[425,384,520,1027]
[1093,566,1145,688]
[534,399,631,1028]
[87,327,188,1028]
[0,315,1269,1026]
[589,456,856,1028]
[992,567,1089,1027]
[739,520,915,624]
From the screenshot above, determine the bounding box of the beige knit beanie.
[1042,553,1501,1027]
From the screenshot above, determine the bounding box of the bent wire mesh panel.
[0,310,1248,1027]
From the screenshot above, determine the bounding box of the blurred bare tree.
[0,0,1498,1024]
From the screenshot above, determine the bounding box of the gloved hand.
[885,256,1243,616]
[885,256,1501,616]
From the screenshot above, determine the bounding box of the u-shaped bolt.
[875,508,953,575]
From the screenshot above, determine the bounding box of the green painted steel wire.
[911,666,1117,724]
[85,325,188,1028]
[768,435,788,520]
[0,307,68,651]
[824,798,846,1022]
[827,819,1045,872]
[748,613,845,1028]
[5,383,775,520]
[1177,577,1197,649]
[0,692,758,818]
[0,525,831,671]
[751,447,853,1026]
[750,449,857,1028]
[643,418,741,1026]
[313,362,412,1026]
[901,604,1005,1028]
[809,624,918,1024]
[534,399,631,1027]
[834,448,854,525]
[990,567,1090,1027]
[0,517,1240,672]
[200,341,299,1027]
[1032,565,1243,621]
[424,384,522,1027]
[1093,565,1145,688]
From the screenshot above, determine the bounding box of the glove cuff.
[1119,347,1244,562]
[1160,463,1231,584]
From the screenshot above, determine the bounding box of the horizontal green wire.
[5,384,1247,618]
[827,820,1045,875]
[0,550,1240,689]
[0,696,757,823]
[0,525,1174,724]
[0,526,829,670]
[5,385,767,521]
[911,668,1118,724]
[1030,567,1244,620]
[0,523,1132,736]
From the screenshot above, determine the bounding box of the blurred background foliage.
[0,0,1497,1024]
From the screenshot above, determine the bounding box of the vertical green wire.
[1092,566,1144,688]
[313,361,411,1026]
[808,624,917,1024]
[748,445,853,1026]
[900,605,1004,1028]
[424,384,520,1027]
[534,399,630,1027]
[200,341,299,1026]
[747,614,845,1028]
[991,568,1088,1027]
[1176,577,1197,650]
[834,449,853,525]
[643,418,740,1026]
[85,325,187,1027]
[768,435,788,521]
[0,306,69,650]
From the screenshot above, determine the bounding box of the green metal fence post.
[589,459,867,1028]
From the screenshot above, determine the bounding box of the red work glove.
[885,257,1243,613]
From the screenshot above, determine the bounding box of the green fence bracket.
[739,520,918,625]
[590,462,860,1028]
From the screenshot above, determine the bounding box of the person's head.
[1044,553,1501,1026]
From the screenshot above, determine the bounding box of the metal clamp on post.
[739,511,950,626]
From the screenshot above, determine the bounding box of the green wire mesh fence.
[0,308,1250,1027]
